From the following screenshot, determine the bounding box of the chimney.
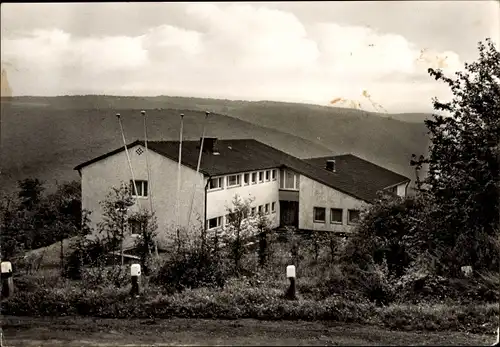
[326,159,336,172]
[200,137,219,154]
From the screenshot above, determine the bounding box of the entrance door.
[280,200,299,228]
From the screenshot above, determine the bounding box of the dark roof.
[74,139,410,203]
[304,155,410,199]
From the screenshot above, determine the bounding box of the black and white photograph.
[1,1,499,346]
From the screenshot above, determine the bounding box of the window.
[313,207,326,223]
[251,172,257,184]
[272,169,277,180]
[207,216,222,230]
[258,205,263,214]
[251,207,256,216]
[226,213,236,225]
[226,211,245,224]
[265,170,270,181]
[227,174,241,187]
[258,171,264,183]
[265,203,270,215]
[271,202,276,213]
[130,180,148,197]
[280,169,299,190]
[209,177,224,190]
[330,208,343,224]
[285,171,295,189]
[348,210,360,224]
[129,219,142,235]
[243,173,250,185]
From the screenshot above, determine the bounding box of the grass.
[3,277,498,334]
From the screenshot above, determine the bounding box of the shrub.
[81,264,130,289]
[63,237,108,280]
[13,268,69,293]
[3,276,497,334]
[377,302,499,333]
[341,262,395,306]
[151,249,229,293]
[342,195,425,276]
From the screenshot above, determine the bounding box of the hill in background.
[0,95,431,195]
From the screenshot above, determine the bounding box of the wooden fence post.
[1,261,14,299]
[130,263,141,296]
[285,265,297,300]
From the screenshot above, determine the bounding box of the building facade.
[75,137,410,247]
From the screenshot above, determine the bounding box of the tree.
[256,212,271,267]
[411,38,500,275]
[18,178,45,211]
[224,195,256,273]
[97,183,135,266]
[1,179,83,264]
[62,209,95,280]
[44,180,82,271]
[130,209,158,275]
[0,193,24,259]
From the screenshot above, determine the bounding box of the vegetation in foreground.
[1,39,499,336]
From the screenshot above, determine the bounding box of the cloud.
[2,29,149,73]
[184,3,320,71]
[1,2,472,112]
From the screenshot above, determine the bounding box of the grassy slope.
[1,95,430,194]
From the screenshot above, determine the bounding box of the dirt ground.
[1,316,496,346]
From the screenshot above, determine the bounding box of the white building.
[74,137,410,248]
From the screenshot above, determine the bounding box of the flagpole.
[186,111,210,231]
[141,110,158,258]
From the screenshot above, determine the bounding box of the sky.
[1,1,499,113]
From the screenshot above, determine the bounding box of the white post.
[461,265,473,277]
[130,263,141,296]
[285,265,296,300]
[1,261,14,299]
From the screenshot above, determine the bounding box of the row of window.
[313,207,360,225]
[207,201,277,229]
[131,169,299,197]
[209,169,278,191]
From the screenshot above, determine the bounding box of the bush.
[13,269,70,293]
[151,249,229,293]
[2,275,497,333]
[377,302,499,333]
[63,237,108,280]
[341,262,395,306]
[394,270,500,304]
[342,195,425,275]
[1,279,374,323]
[81,265,130,289]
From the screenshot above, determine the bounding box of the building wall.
[396,182,408,197]
[80,145,205,248]
[298,175,369,232]
[206,169,280,229]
